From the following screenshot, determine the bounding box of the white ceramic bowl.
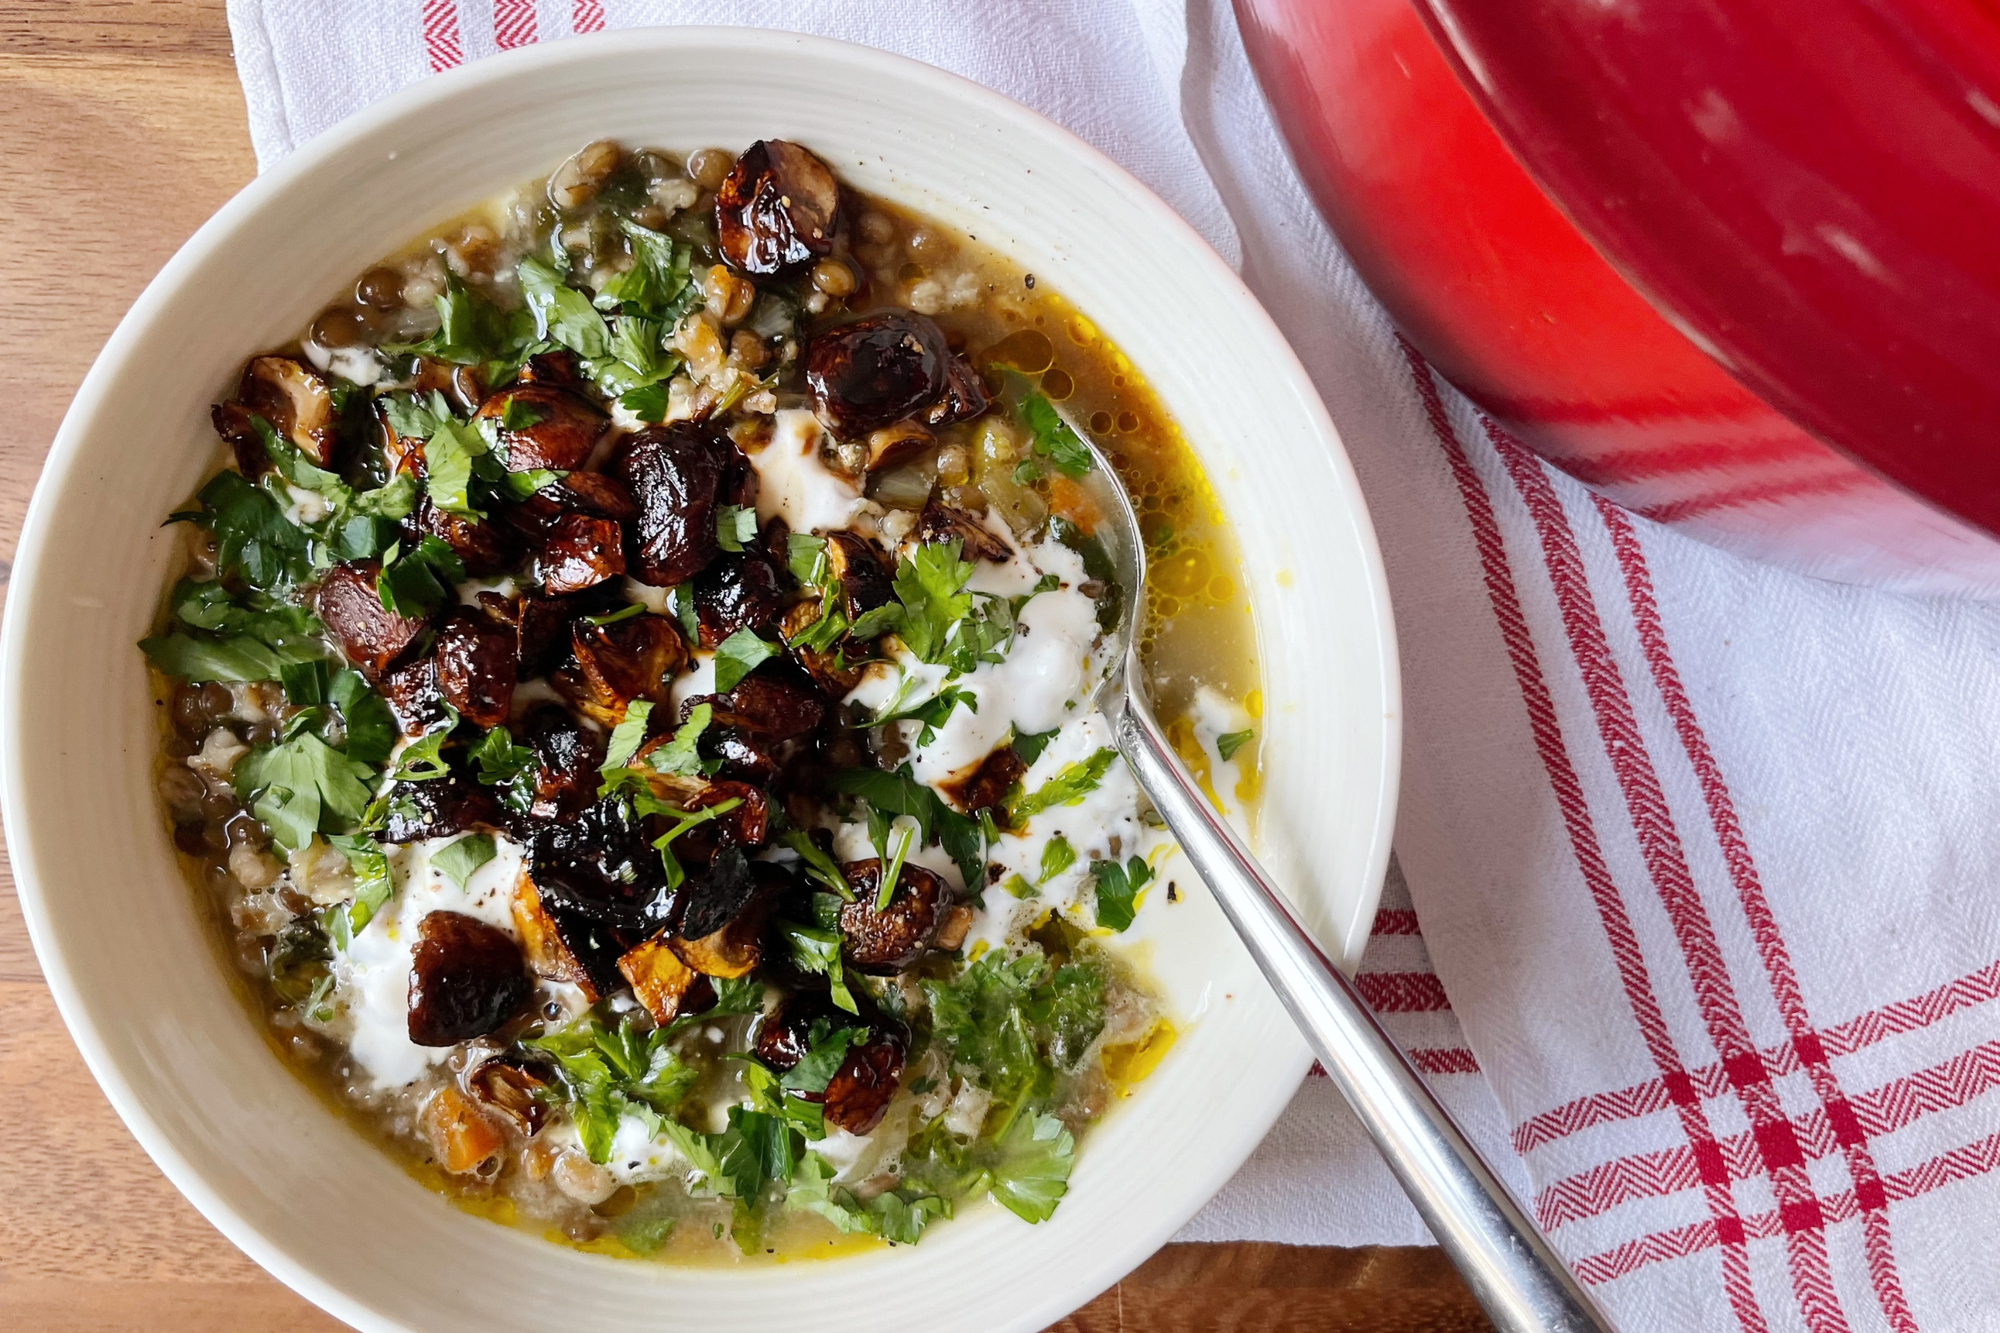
[0,28,1398,1333]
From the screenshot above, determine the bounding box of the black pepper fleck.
[1024,273,1036,289]
[1167,881,1179,902]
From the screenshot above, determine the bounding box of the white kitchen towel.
[224,2,2000,1329]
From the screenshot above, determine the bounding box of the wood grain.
[0,3,1490,1329]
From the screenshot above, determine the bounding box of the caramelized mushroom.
[315,562,432,680]
[468,1056,555,1135]
[927,355,991,427]
[407,495,518,579]
[805,311,950,438]
[532,512,627,596]
[240,355,338,465]
[914,499,1014,562]
[669,849,770,979]
[686,664,826,741]
[715,139,840,276]
[505,471,638,540]
[822,1027,907,1134]
[434,609,517,728]
[521,705,606,819]
[692,552,790,647]
[782,601,867,698]
[378,655,448,737]
[380,778,501,844]
[476,592,580,676]
[474,383,610,472]
[706,727,786,786]
[407,911,531,1046]
[836,859,949,973]
[608,424,735,587]
[823,532,896,623]
[558,615,686,726]
[517,349,582,385]
[618,933,716,1026]
[511,869,632,1002]
[754,993,908,1135]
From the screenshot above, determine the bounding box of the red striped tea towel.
[225,2,2000,1327]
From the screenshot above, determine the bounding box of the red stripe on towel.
[1589,492,1915,1331]
[422,0,464,71]
[1489,422,1848,1331]
[1403,342,1766,1330]
[492,0,537,49]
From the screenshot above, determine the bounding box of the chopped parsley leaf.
[1005,748,1117,824]
[599,699,654,775]
[374,536,466,619]
[713,627,779,693]
[776,827,852,901]
[715,503,758,553]
[619,380,670,423]
[232,730,378,853]
[650,701,711,778]
[391,706,460,782]
[517,254,611,360]
[776,920,860,1015]
[1038,835,1077,884]
[1216,727,1255,762]
[1017,390,1094,479]
[328,669,398,767]
[1090,855,1154,933]
[432,834,496,890]
[1011,726,1060,767]
[323,833,392,947]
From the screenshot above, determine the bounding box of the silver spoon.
[1066,420,1616,1333]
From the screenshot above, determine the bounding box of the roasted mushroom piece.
[754,992,910,1135]
[805,311,952,438]
[531,512,627,596]
[915,498,1014,562]
[823,532,896,623]
[520,705,606,819]
[692,551,791,647]
[467,1056,556,1135]
[505,471,639,540]
[407,495,517,579]
[836,859,949,973]
[433,608,517,728]
[377,654,448,737]
[927,354,991,427]
[685,663,827,741]
[476,592,581,676]
[407,911,531,1046]
[557,614,687,727]
[609,423,737,587]
[474,383,611,472]
[239,355,339,465]
[618,933,717,1026]
[668,849,772,979]
[380,777,501,844]
[511,869,638,1002]
[315,561,432,680]
[715,139,840,276]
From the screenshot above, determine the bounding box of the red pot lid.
[1416,0,2000,536]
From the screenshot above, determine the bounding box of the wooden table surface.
[0,5,1491,1329]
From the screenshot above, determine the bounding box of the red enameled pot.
[1235,0,2000,595]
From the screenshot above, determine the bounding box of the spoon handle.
[1110,698,1617,1333]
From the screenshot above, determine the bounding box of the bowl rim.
[0,24,1400,1329]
